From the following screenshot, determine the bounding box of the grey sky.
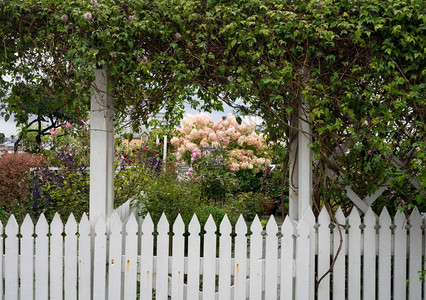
[0,102,239,137]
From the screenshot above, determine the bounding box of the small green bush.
[134,168,202,225]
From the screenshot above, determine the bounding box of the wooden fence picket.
[78,214,91,300]
[249,216,263,300]
[35,214,49,300]
[280,216,294,300]
[5,215,19,300]
[408,207,422,300]
[317,207,331,300]
[187,214,201,300]
[393,210,407,300]
[234,215,248,300]
[93,216,107,300]
[139,214,154,299]
[378,208,391,300]
[123,214,138,300]
[64,214,78,300]
[171,215,185,300]
[50,213,64,300]
[202,215,217,300]
[20,215,34,300]
[306,208,316,300]
[156,213,170,300]
[295,208,315,300]
[295,210,311,299]
[332,207,346,300]
[219,215,232,300]
[363,208,377,300]
[348,209,361,300]
[265,215,278,300]
[108,212,123,300]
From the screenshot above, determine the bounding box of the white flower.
[83,12,93,21]
[60,14,69,24]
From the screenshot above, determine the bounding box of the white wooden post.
[289,121,299,219]
[90,68,114,224]
[298,99,312,218]
[289,67,312,220]
[163,135,167,162]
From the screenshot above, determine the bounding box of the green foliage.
[261,166,287,203]
[0,0,423,212]
[226,192,265,223]
[192,148,238,203]
[134,167,202,225]
[234,169,262,194]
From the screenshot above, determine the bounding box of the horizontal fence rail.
[0,206,425,299]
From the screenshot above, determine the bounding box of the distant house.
[123,131,150,147]
[122,112,166,148]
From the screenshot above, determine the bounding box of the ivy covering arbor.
[1,0,424,212]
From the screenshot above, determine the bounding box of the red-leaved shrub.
[0,153,44,220]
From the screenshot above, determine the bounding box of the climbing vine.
[1,0,424,212]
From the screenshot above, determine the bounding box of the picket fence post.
[363,208,377,300]
[219,215,232,299]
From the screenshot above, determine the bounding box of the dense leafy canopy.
[1,0,424,210]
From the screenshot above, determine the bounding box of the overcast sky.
[0,102,240,137]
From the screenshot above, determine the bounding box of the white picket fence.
[0,206,425,300]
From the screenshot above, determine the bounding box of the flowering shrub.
[0,153,44,222]
[171,113,271,172]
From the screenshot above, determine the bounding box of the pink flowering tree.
[171,113,271,173]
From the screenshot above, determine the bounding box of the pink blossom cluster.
[228,149,271,173]
[171,113,270,171]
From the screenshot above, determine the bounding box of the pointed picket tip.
[408,206,422,227]
[173,214,185,234]
[348,207,361,224]
[51,213,63,234]
[379,207,391,227]
[141,213,154,232]
[318,206,331,223]
[80,213,90,225]
[188,214,200,232]
[266,215,278,232]
[157,213,169,232]
[298,207,315,232]
[108,212,122,232]
[394,210,406,227]
[52,212,61,223]
[126,213,138,228]
[66,213,76,226]
[204,215,216,232]
[6,214,18,229]
[281,216,294,234]
[235,215,247,235]
[21,215,34,236]
[364,207,377,226]
[36,213,48,231]
[299,206,315,227]
[250,215,262,235]
[22,214,34,228]
[220,214,232,233]
[335,207,346,222]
